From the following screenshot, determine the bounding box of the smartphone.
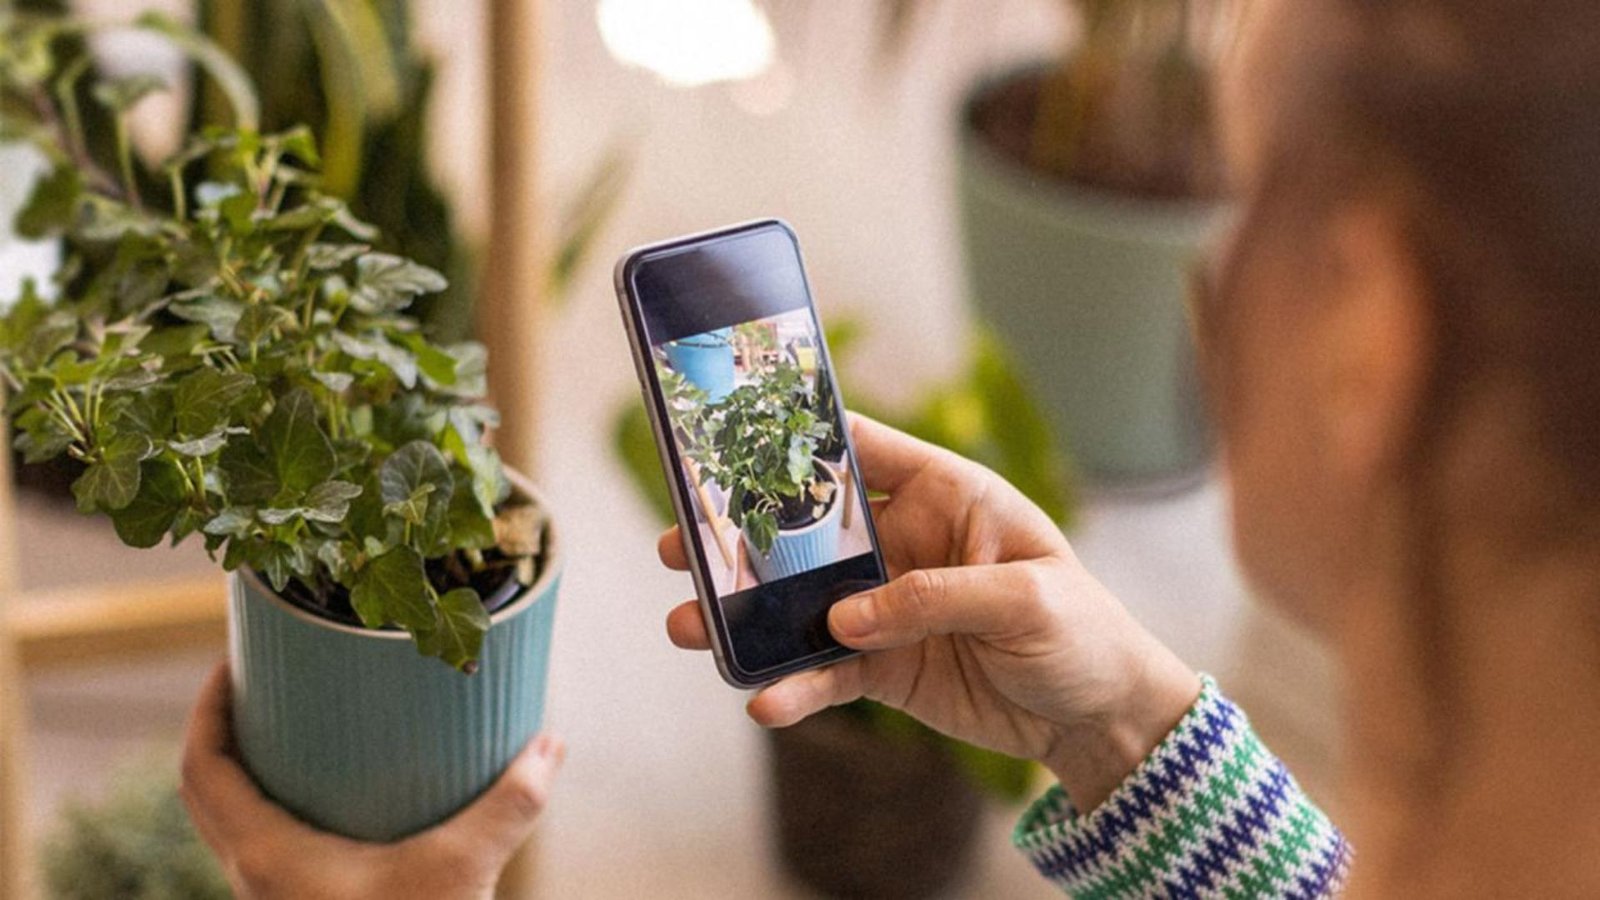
[615,220,888,688]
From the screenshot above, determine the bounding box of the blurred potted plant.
[0,10,560,842]
[892,0,1227,486]
[44,758,229,900]
[10,0,630,502]
[614,321,1068,897]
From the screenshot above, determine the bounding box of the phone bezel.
[614,219,882,688]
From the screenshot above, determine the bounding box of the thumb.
[415,735,564,870]
[828,562,1049,650]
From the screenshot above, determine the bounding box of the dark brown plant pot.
[768,707,984,899]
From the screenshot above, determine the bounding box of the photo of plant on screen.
[655,310,872,594]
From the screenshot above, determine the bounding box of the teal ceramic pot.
[957,68,1222,488]
[664,328,736,402]
[228,481,561,842]
[743,465,842,583]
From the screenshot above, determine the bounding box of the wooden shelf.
[6,575,227,671]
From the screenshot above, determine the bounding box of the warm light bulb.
[597,0,776,88]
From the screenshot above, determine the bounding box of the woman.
[183,0,1600,894]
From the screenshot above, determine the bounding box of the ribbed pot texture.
[228,510,561,841]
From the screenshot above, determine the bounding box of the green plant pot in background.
[958,70,1221,488]
[230,481,561,842]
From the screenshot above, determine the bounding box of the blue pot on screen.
[664,327,736,402]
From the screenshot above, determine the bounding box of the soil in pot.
[768,706,984,899]
[739,461,837,529]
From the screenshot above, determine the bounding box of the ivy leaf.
[203,506,256,538]
[110,459,187,548]
[169,429,228,457]
[383,483,435,526]
[169,297,244,342]
[350,546,434,632]
[262,389,335,495]
[72,433,152,512]
[15,165,83,238]
[311,370,354,392]
[218,439,277,504]
[174,368,255,437]
[304,243,368,271]
[332,331,418,389]
[350,253,447,314]
[235,303,296,344]
[446,476,497,551]
[401,334,457,387]
[258,541,310,592]
[380,440,453,548]
[415,587,489,673]
[12,407,74,464]
[303,480,362,523]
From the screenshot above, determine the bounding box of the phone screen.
[620,221,886,684]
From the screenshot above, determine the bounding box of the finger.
[828,562,1049,650]
[656,527,689,571]
[180,662,305,849]
[747,657,867,728]
[665,600,712,650]
[415,735,565,868]
[846,412,944,494]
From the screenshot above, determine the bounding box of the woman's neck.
[1342,533,1600,897]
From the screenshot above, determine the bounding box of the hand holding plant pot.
[1,11,562,843]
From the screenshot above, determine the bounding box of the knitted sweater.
[1014,677,1351,898]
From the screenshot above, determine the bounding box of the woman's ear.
[1314,203,1433,485]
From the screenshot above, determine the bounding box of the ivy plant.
[0,10,540,672]
[667,356,834,554]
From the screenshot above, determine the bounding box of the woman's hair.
[1236,0,1600,507]
[1199,0,1600,816]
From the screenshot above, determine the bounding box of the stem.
[52,55,91,167]
[112,117,143,212]
[169,168,187,221]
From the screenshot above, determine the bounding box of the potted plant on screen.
[889,0,1228,486]
[677,356,841,583]
[0,11,561,842]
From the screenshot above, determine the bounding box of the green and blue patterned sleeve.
[1014,676,1350,898]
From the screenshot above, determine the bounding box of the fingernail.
[833,594,877,637]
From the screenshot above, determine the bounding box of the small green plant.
[0,10,539,672]
[43,758,229,900]
[886,0,1229,199]
[669,357,835,554]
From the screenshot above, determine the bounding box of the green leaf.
[380,440,454,549]
[110,460,187,548]
[350,546,434,632]
[203,507,256,538]
[218,440,277,504]
[303,480,362,523]
[401,334,457,387]
[350,253,447,314]
[13,407,74,464]
[383,483,435,526]
[72,434,152,513]
[262,389,335,495]
[415,588,490,673]
[304,243,368,271]
[169,430,227,457]
[15,165,83,238]
[445,475,497,551]
[169,298,244,343]
[234,303,295,345]
[173,369,255,437]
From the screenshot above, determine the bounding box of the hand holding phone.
[616,220,887,686]
[657,413,1202,813]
